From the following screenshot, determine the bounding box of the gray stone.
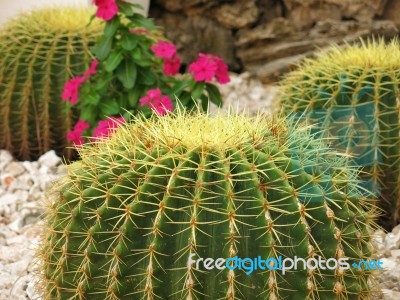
[213,0,259,29]
[38,150,61,168]
[0,150,13,170]
[8,274,30,299]
[391,250,400,258]
[379,257,398,272]
[236,19,397,82]
[8,217,24,233]
[7,257,31,276]
[21,161,39,175]
[373,229,387,252]
[283,0,387,29]
[0,193,19,206]
[26,278,39,299]
[385,224,400,250]
[4,162,25,177]
[156,13,237,68]
[382,289,400,300]
[383,0,400,30]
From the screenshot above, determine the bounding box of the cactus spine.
[0,8,102,160]
[280,39,400,227]
[36,110,377,299]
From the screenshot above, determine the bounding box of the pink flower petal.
[93,0,119,21]
[163,56,180,76]
[74,119,90,132]
[92,116,125,140]
[189,53,229,84]
[140,89,173,115]
[84,60,99,78]
[151,41,177,59]
[147,88,162,99]
[62,76,85,105]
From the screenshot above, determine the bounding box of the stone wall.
[149,0,399,82]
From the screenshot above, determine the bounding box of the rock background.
[149,0,399,82]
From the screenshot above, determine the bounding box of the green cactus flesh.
[37,111,377,299]
[0,8,103,160]
[280,39,400,227]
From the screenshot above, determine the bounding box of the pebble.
[212,72,279,115]
[0,150,65,300]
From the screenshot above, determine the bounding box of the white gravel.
[0,150,65,300]
[0,73,398,299]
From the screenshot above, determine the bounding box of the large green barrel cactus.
[280,39,400,228]
[0,8,103,160]
[36,111,377,299]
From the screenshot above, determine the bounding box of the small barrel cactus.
[0,8,103,160]
[36,110,377,299]
[280,39,400,228]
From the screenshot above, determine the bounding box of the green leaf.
[170,80,190,98]
[130,3,144,10]
[80,107,96,124]
[122,109,137,121]
[104,17,120,37]
[128,88,143,107]
[178,92,191,107]
[131,47,142,61]
[92,36,113,60]
[105,51,123,72]
[121,34,138,50]
[86,14,97,28]
[85,92,101,105]
[201,94,209,112]
[137,68,155,86]
[95,73,114,92]
[116,58,137,89]
[206,83,223,107]
[132,15,156,30]
[118,1,134,16]
[191,82,205,100]
[100,100,120,116]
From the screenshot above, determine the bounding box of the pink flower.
[188,55,218,82]
[74,119,90,131]
[188,53,230,84]
[67,119,90,146]
[93,0,119,21]
[154,95,174,115]
[84,60,99,78]
[215,61,230,84]
[67,131,85,146]
[139,88,173,115]
[151,41,177,59]
[92,116,125,140]
[163,56,180,76]
[62,76,85,105]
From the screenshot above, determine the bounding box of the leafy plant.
[64,0,229,145]
[36,109,377,299]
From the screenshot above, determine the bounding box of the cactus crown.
[95,110,287,151]
[290,38,400,75]
[2,7,101,34]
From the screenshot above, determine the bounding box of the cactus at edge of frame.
[36,109,378,299]
[280,38,400,228]
[0,7,103,160]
